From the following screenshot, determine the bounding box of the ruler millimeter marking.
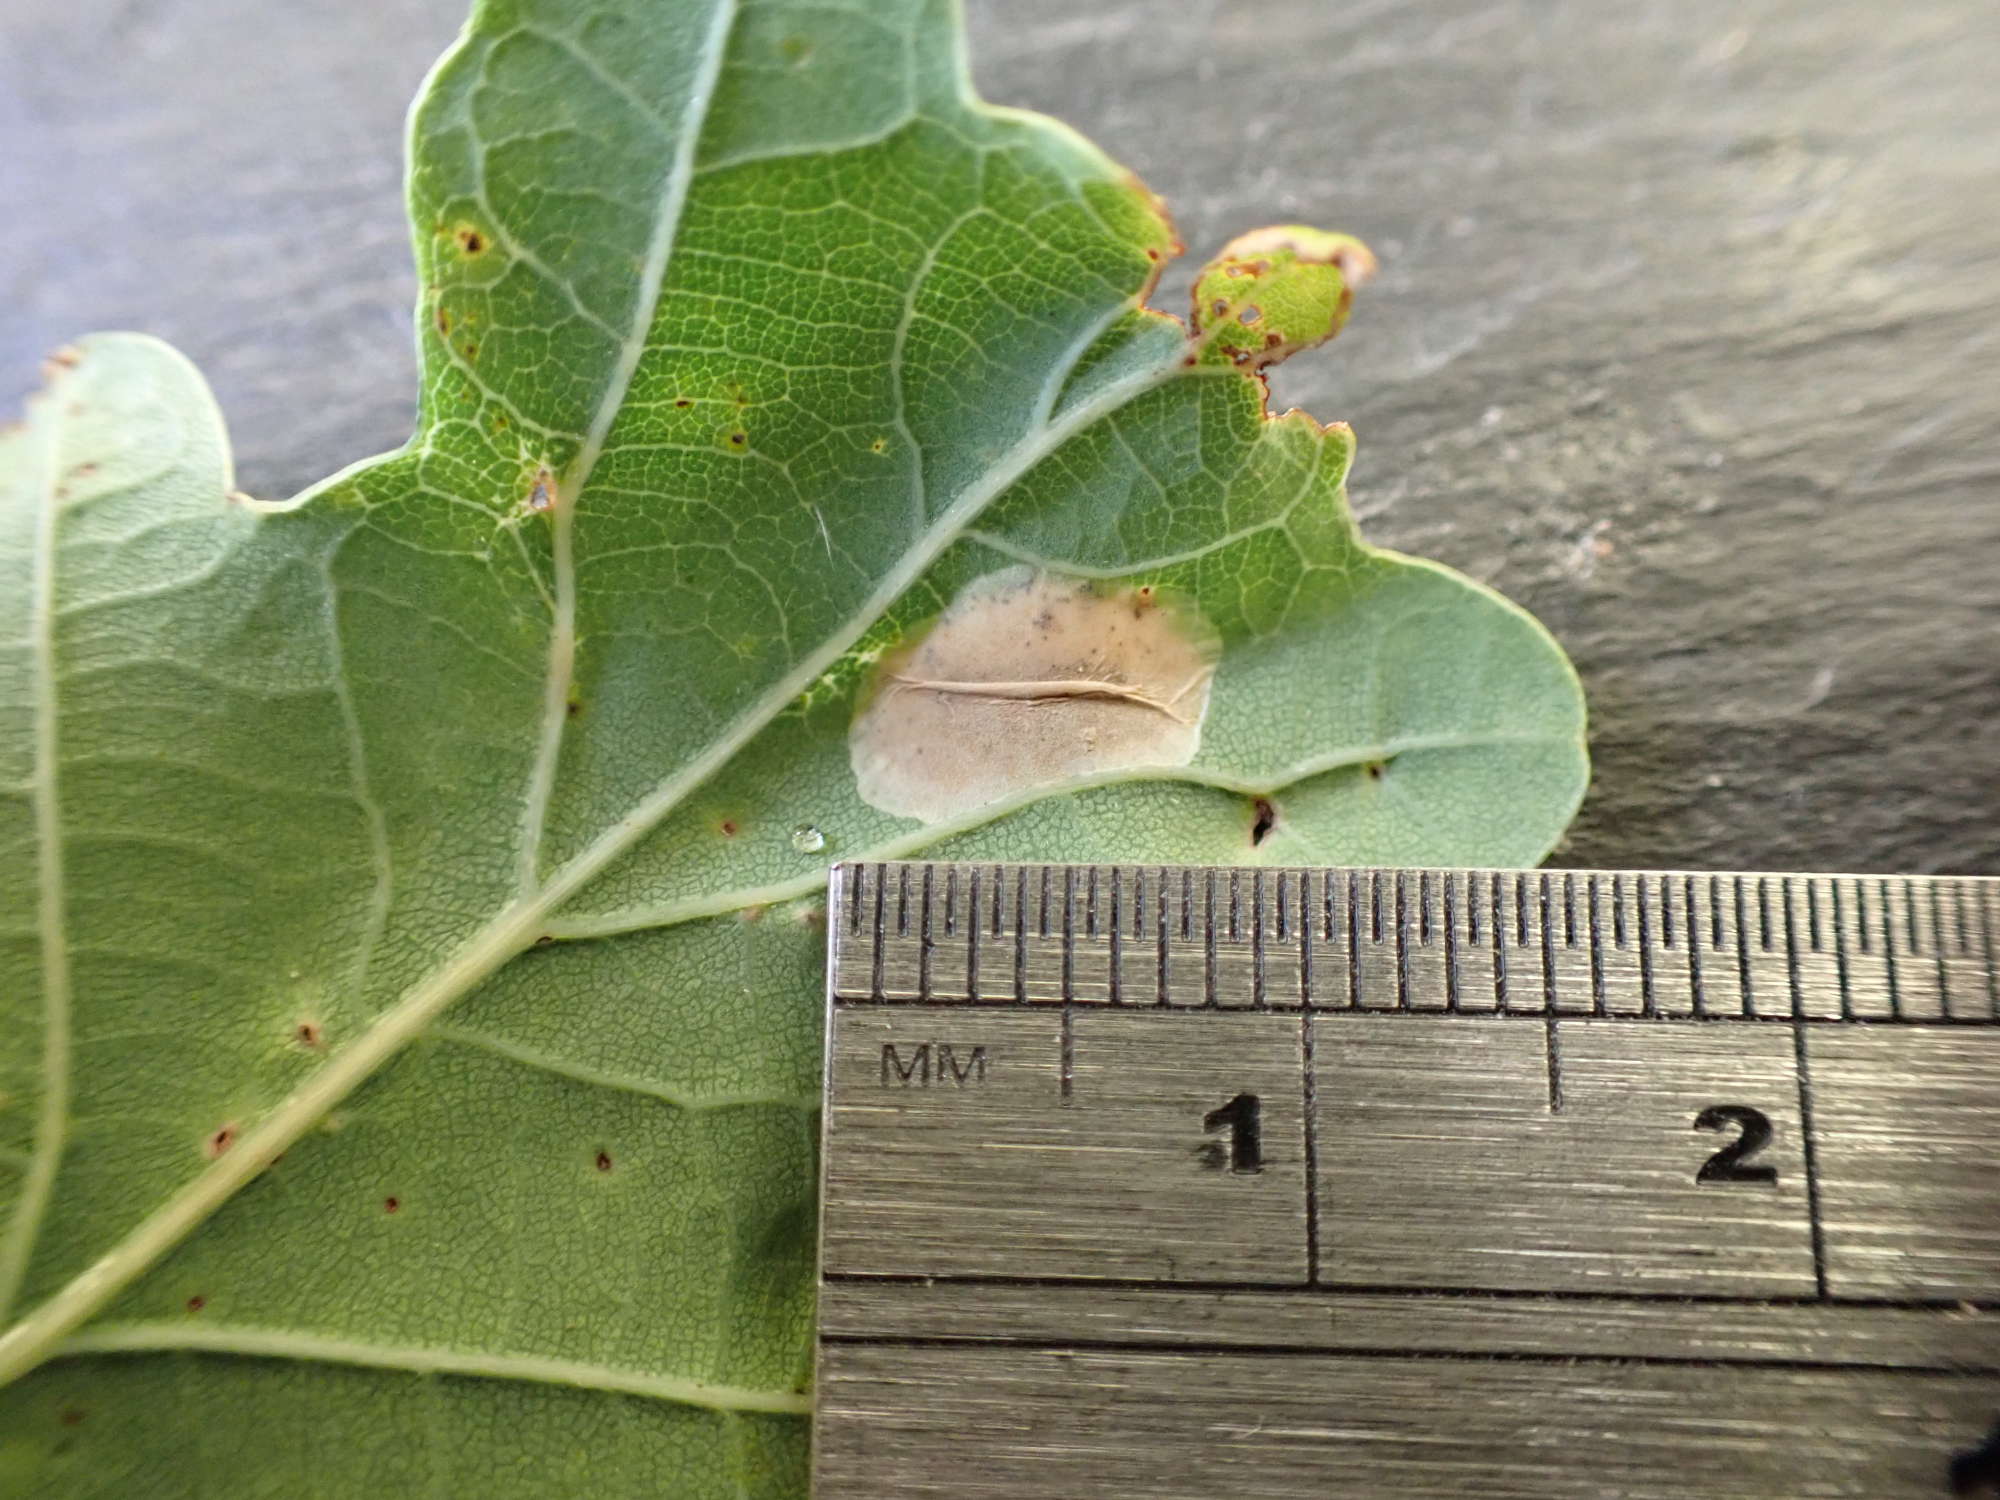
[836,862,2000,1021]
[815,862,2000,1499]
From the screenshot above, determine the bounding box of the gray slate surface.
[6,0,1996,874]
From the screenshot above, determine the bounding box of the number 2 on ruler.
[1693,1104,1779,1184]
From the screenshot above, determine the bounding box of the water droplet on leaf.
[790,824,826,854]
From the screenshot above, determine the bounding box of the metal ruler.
[812,862,2000,1499]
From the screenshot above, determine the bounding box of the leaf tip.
[1191,225,1378,371]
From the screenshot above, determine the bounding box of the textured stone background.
[6,0,1996,873]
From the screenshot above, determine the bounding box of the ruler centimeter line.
[813,861,2000,1499]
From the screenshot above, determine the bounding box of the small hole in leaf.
[1238,305,1262,325]
[595,1151,613,1173]
[186,1295,206,1314]
[383,1196,401,1214]
[1250,798,1277,846]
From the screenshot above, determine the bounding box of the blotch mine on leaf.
[849,567,1219,824]
[1191,225,1378,370]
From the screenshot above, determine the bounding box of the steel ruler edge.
[811,862,2000,1499]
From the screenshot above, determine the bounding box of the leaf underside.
[0,0,1586,1492]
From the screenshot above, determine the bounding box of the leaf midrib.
[55,1322,810,1416]
[516,0,744,893]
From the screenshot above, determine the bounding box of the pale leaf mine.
[850,568,1220,823]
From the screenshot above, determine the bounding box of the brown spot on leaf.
[435,306,450,336]
[595,1151,613,1173]
[59,1409,86,1427]
[383,1196,401,1214]
[674,397,692,408]
[719,819,739,837]
[204,1124,237,1159]
[186,1295,206,1314]
[294,1021,323,1049]
[454,225,486,255]
[1366,760,1387,781]
[850,568,1219,823]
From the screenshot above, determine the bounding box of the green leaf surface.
[0,0,1586,1491]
